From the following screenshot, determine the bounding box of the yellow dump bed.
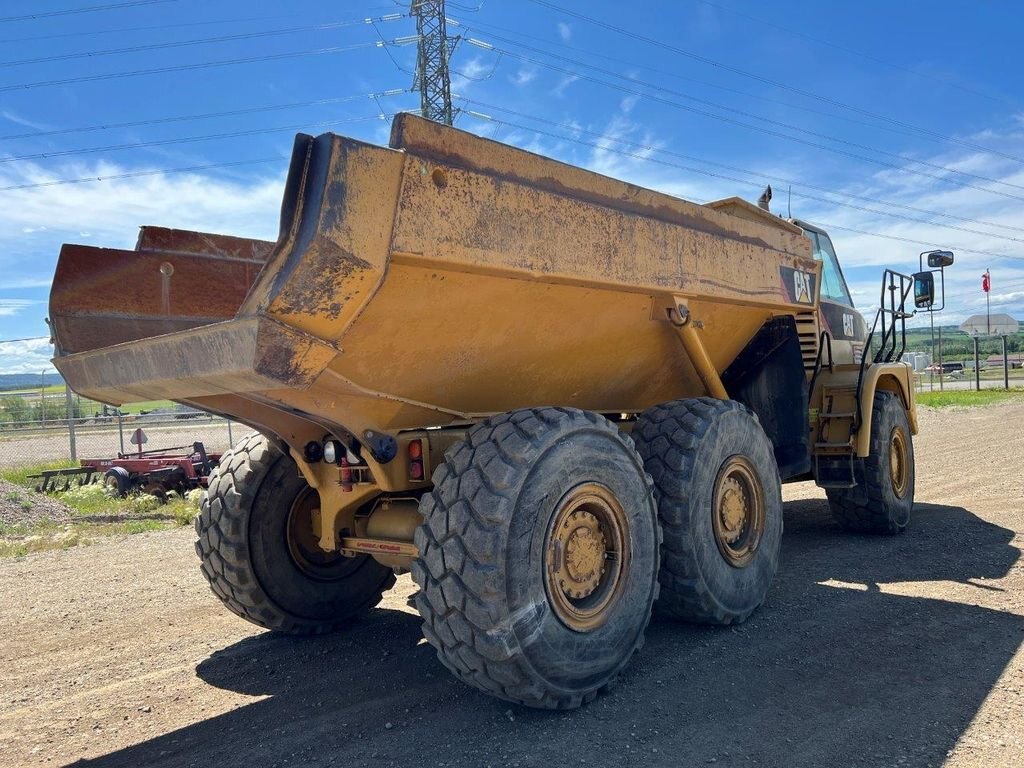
[51,114,819,445]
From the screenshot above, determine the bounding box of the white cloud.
[588,113,667,180]
[557,22,571,42]
[1,277,52,289]
[0,299,41,318]
[620,94,641,114]
[451,56,492,95]
[1,110,54,133]
[510,68,537,87]
[552,74,580,97]
[0,337,55,374]
[0,159,285,354]
[0,159,284,288]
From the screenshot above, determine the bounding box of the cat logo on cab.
[842,313,855,337]
[793,272,812,303]
[779,266,817,305]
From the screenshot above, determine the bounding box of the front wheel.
[827,391,915,534]
[413,408,661,709]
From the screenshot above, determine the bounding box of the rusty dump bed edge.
[50,226,274,355]
[52,114,821,443]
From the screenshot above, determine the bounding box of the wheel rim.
[544,483,630,633]
[103,474,121,496]
[286,487,350,580]
[889,426,909,499]
[711,456,765,568]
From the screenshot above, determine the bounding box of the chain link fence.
[0,389,241,468]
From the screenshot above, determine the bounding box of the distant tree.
[0,396,31,426]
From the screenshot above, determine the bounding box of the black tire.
[195,432,395,634]
[103,466,131,497]
[413,408,661,709]
[633,398,783,625]
[827,391,915,535]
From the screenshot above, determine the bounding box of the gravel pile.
[0,478,72,528]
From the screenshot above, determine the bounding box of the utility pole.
[411,0,455,125]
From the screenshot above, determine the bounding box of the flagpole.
[983,269,991,336]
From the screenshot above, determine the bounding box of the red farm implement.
[31,442,221,498]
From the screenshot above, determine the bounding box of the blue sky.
[2,0,1023,372]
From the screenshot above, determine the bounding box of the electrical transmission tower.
[411,0,455,125]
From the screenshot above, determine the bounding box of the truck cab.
[790,219,869,365]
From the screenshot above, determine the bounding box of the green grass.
[916,388,1024,408]
[84,398,177,416]
[0,460,78,487]
[1,466,203,558]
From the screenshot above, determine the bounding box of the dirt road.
[2,404,1023,768]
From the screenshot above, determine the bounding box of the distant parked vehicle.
[926,362,964,374]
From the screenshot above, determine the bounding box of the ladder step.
[819,411,856,419]
[814,453,858,489]
[815,441,853,449]
[815,477,858,489]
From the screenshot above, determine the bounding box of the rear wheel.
[633,398,783,625]
[103,466,131,497]
[195,433,395,634]
[413,408,661,709]
[827,391,915,534]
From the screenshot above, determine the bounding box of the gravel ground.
[0,403,1022,768]
[0,479,72,528]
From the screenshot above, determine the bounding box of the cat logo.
[842,313,855,337]
[792,270,812,304]
[780,266,816,304]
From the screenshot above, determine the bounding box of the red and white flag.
[982,269,991,293]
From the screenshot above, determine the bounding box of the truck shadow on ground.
[74,501,1023,768]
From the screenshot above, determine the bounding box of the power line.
[0,14,290,44]
[0,14,406,69]
[0,111,400,164]
[0,1,174,23]
[685,0,1014,107]
[0,38,418,93]
[463,37,1024,204]
[523,0,1023,166]
[0,90,410,142]
[462,100,1024,247]
[462,101,1024,236]
[462,34,1024,191]
[0,157,282,192]
[460,109,1024,265]
[0,336,50,344]
[809,220,1024,263]
[449,16,1018,159]
[0,111,421,192]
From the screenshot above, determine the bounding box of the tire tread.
[413,407,659,709]
[195,433,394,634]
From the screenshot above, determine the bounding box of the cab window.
[804,229,853,307]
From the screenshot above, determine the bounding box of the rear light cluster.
[408,439,425,481]
[339,453,353,492]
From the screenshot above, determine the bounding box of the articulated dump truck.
[50,114,920,709]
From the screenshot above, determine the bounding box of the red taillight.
[339,456,353,492]
[408,439,424,481]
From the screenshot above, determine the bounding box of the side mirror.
[913,271,935,308]
[927,250,954,269]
